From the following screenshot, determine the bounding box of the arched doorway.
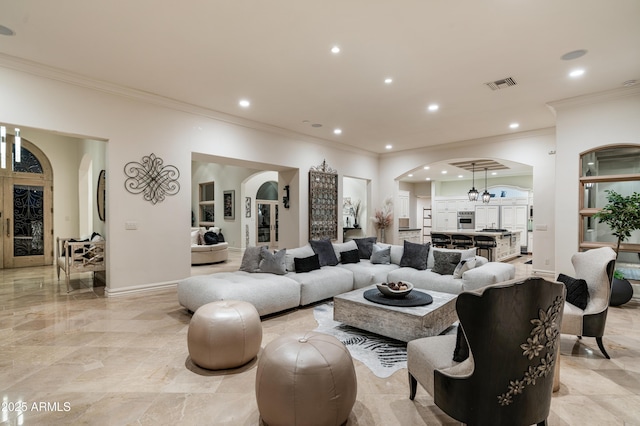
[256,181,278,249]
[0,135,53,268]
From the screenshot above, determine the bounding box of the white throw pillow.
[453,257,477,279]
[190,230,200,245]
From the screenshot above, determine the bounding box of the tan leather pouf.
[255,331,357,426]
[187,300,262,370]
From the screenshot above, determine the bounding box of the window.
[579,145,640,256]
[199,181,215,226]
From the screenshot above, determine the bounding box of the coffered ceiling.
[0,1,638,156]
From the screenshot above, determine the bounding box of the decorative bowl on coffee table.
[376,281,414,298]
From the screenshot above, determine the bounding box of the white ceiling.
[1,0,639,160]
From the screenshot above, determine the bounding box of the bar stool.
[474,235,497,261]
[452,235,474,249]
[430,233,451,248]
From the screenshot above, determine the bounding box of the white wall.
[551,87,640,275]
[379,128,556,272]
[0,63,378,294]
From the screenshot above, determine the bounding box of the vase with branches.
[372,197,393,242]
[353,200,362,228]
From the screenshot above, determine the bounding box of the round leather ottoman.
[187,300,262,370]
[255,331,357,426]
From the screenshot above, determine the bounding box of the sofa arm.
[461,262,516,292]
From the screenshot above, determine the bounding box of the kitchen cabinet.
[399,190,410,218]
[501,205,528,248]
[435,210,457,231]
[475,205,500,230]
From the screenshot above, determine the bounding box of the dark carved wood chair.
[408,277,564,426]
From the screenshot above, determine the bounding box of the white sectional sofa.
[178,239,515,317]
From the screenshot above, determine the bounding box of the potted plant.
[592,189,640,306]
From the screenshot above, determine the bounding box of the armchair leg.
[409,373,417,400]
[596,337,611,359]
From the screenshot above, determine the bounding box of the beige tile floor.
[1,253,639,425]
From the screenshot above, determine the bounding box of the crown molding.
[0,53,377,158]
[548,85,640,111]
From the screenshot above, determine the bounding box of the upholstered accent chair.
[408,277,564,426]
[560,246,617,359]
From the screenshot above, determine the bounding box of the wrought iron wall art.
[124,153,180,205]
[309,160,338,240]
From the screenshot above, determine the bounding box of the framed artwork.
[309,160,338,240]
[245,197,251,218]
[223,190,235,220]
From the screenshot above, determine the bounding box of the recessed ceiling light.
[311,123,322,128]
[441,170,447,174]
[569,69,585,78]
[239,99,250,108]
[408,174,413,177]
[509,123,520,129]
[587,162,595,165]
[561,49,587,61]
[426,178,431,181]
[427,104,439,112]
[333,128,342,135]
[492,172,497,176]
[384,78,393,84]
[423,166,430,170]
[331,46,340,54]
[458,175,463,178]
[0,25,15,36]
[385,144,393,150]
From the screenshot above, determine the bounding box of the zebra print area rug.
[313,302,407,378]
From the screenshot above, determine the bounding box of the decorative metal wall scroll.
[124,153,180,205]
[309,160,338,240]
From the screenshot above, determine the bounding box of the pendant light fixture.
[482,167,491,203]
[467,162,478,201]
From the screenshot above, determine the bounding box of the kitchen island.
[435,230,521,262]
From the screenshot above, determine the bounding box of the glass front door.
[256,200,278,249]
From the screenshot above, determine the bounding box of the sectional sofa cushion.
[371,244,391,264]
[284,245,315,272]
[400,240,430,270]
[295,254,321,273]
[240,246,265,273]
[287,266,354,306]
[354,237,377,259]
[332,240,358,261]
[310,239,339,266]
[432,251,462,275]
[259,249,287,275]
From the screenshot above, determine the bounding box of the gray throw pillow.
[240,246,265,272]
[354,237,377,259]
[370,244,391,265]
[309,239,339,266]
[400,240,430,270]
[259,249,287,275]
[432,251,462,275]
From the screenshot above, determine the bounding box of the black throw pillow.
[309,239,339,266]
[294,254,321,273]
[217,232,225,242]
[399,240,430,270]
[353,237,377,259]
[340,249,360,264]
[203,231,218,245]
[453,325,470,362]
[557,273,589,310]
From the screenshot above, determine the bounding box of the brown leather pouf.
[255,331,357,426]
[187,300,262,370]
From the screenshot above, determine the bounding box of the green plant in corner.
[592,189,640,257]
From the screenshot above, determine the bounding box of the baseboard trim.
[105,280,177,297]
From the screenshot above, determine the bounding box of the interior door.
[256,200,279,249]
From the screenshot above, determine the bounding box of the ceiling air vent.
[485,77,517,91]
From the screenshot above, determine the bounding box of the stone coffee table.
[333,285,458,342]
